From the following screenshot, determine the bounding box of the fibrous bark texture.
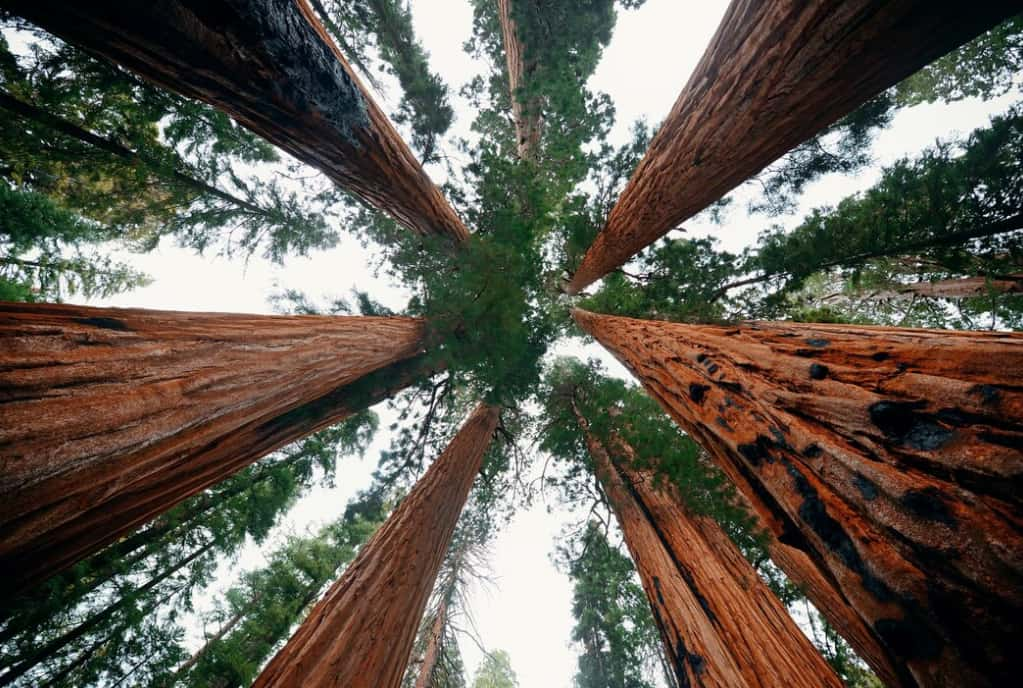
[497,0,542,161]
[866,274,1023,301]
[253,403,499,688]
[565,0,1017,293]
[575,309,1023,687]
[1,0,468,241]
[576,406,841,688]
[0,302,426,593]
[412,597,448,688]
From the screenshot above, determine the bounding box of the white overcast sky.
[72,1,1021,685]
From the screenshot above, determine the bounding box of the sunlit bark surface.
[0,302,426,593]
[253,403,499,688]
[566,0,1017,293]
[0,0,469,241]
[575,309,1023,687]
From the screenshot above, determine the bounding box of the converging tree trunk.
[865,274,1023,301]
[573,403,841,688]
[574,309,1023,687]
[252,403,500,688]
[412,597,448,688]
[565,0,1018,293]
[1,0,469,241]
[0,302,427,593]
[497,0,542,162]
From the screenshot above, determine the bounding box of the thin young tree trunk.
[412,597,448,688]
[0,302,427,593]
[1,0,469,241]
[253,403,500,688]
[574,403,842,688]
[497,0,541,161]
[0,540,214,686]
[171,603,252,682]
[574,309,1023,687]
[565,1,1018,293]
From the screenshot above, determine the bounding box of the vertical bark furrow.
[1,0,469,241]
[565,0,1017,292]
[253,403,499,688]
[497,0,542,161]
[0,303,428,593]
[575,309,1023,687]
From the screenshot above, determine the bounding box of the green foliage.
[558,522,661,688]
[472,649,519,688]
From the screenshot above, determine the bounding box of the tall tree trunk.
[574,309,1023,687]
[573,403,841,688]
[171,602,252,682]
[565,1,1017,293]
[497,0,542,162]
[1,0,469,241]
[412,597,448,688]
[0,302,427,593]
[0,540,214,686]
[252,403,500,688]
[865,274,1023,301]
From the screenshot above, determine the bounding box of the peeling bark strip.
[1,0,468,241]
[565,1,1017,293]
[253,403,499,688]
[575,310,1023,687]
[576,407,841,688]
[0,302,427,593]
[497,0,542,161]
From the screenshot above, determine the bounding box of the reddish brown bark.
[1,0,468,241]
[412,597,448,688]
[565,1,1017,293]
[0,302,427,593]
[575,404,841,688]
[497,0,542,161]
[575,309,1023,687]
[868,274,1023,301]
[253,403,500,688]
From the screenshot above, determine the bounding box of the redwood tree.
[496,0,541,161]
[0,302,427,592]
[572,402,842,688]
[565,0,1018,293]
[0,0,468,241]
[252,403,500,688]
[575,308,1023,687]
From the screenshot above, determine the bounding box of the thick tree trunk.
[565,1,1017,293]
[497,0,542,162]
[575,404,841,688]
[412,597,448,688]
[574,309,1023,687]
[0,302,427,593]
[1,0,469,241]
[252,403,499,688]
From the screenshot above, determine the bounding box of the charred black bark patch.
[695,353,707,363]
[869,401,955,451]
[969,384,1001,406]
[674,632,706,686]
[715,416,734,432]
[707,363,719,375]
[738,435,775,466]
[689,383,711,404]
[74,316,130,331]
[852,473,879,501]
[802,443,822,458]
[717,379,743,393]
[809,363,829,380]
[871,351,890,361]
[900,487,956,527]
[653,575,666,605]
[805,338,830,348]
[874,616,943,661]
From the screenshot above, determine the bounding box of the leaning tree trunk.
[0,302,427,594]
[0,0,468,241]
[574,309,1023,687]
[565,0,1018,293]
[497,0,542,162]
[411,597,448,688]
[866,274,1023,301]
[252,403,499,688]
[574,404,841,688]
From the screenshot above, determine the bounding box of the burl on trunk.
[574,404,841,688]
[253,403,499,688]
[0,0,468,241]
[575,309,1023,688]
[566,0,1018,292]
[0,302,426,593]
